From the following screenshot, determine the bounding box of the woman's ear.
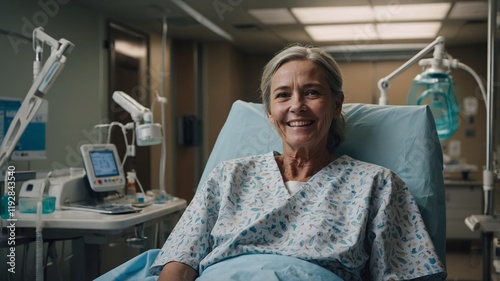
[333,93,344,117]
[268,113,275,124]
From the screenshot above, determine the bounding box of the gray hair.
[260,44,346,153]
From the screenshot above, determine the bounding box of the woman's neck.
[276,150,335,182]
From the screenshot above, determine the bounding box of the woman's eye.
[306,90,320,96]
[276,93,289,98]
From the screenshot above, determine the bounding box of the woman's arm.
[158,261,197,281]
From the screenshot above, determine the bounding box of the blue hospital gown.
[150,152,446,280]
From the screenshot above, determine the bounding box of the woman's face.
[268,59,342,152]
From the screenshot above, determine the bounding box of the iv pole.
[0,27,74,168]
[482,0,497,279]
[0,27,73,281]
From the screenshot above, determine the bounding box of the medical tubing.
[23,243,29,281]
[159,96,167,192]
[102,122,130,165]
[93,123,115,144]
[133,172,146,195]
[457,62,487,104]
[36,171,51,281]
[121,130,129,167]
[35,230,43,281]
[160,13,168,192]
[106,122,127,145]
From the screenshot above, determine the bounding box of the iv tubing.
[159,14,168,193]
[456,62,487,104]
[480,0,496,280]
[36,171,51,281]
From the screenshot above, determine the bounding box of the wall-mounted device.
[112,91,162,146]
[178,115,201,146]
[80,144,126,192]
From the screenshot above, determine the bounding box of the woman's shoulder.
[219,151,276,165]
[334,154,388,171]
[333,154,402,181]
[205,152,277,186]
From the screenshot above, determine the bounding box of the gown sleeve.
[366,171,446,280]
[148,163,224,275]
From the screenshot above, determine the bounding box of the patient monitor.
[20,144,127,210]
[80,144,126,192]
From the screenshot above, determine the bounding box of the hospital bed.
[96,100,446,280]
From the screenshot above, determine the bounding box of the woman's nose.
[290,95,305,113]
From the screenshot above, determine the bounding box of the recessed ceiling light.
[292,6,375,24]
[377,22,442,39]
[304,22,441,42]
[373,3,451,22]
[448,1,488,19]
[248,8,297,24]
[305,24,377,42]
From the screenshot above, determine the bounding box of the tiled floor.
[446,240,483,281]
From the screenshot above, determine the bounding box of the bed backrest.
[198,100,446,265]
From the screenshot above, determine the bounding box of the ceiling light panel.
[292,6,375,24]
[305,24,377,41]
[377,22,442,39]
[248,8,297,24]
[372,3,451,22]
[448,1,488,19]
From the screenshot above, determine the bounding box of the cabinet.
[445,181,483,239]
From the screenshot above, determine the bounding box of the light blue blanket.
[95,250,343,281]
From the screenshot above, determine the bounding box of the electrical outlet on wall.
[448,140,461,159]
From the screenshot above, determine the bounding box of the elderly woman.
[151,45,446,281]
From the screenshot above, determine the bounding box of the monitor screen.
[81,143,125,192]
[89,150,119,178]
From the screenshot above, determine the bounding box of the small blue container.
[18,196,56,214]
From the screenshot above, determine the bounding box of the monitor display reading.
[81,144,125,192]
[89,150,119,178]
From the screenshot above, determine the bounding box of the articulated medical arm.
[0,27,74,168]
[377,36,446,105]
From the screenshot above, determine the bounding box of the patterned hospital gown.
[150,152,446,280]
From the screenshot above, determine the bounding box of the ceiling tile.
[377,22,442,39]
[248,8,297,24]
[269,26,312,43]
[291,6,375,24]
[448,1,488,19]
[305,24,378,41]
[372,3,451,21]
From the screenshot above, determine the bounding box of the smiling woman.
[267,59,340,182]
[146,44,448,281]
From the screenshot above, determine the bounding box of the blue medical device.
[407,72,460,141]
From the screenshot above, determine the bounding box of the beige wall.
[204,43,247,158]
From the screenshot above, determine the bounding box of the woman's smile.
[287,120,314,127]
